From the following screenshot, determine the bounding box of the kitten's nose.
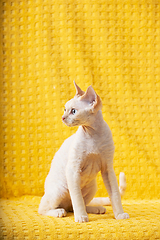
[62,116,65,121]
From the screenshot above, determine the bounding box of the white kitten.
[38,82,129,223]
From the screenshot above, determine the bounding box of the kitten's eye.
[64,108,66,112]
[71,108,77,115]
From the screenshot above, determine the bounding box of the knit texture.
[0,0,160,239]
[0,197,160,239]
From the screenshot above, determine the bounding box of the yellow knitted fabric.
[0,197,160,239]
[0,0,160,239]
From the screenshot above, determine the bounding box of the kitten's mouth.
[63,122,72,127]
[62,119,67,124]
[62,119,70,127]
[62,119,78,127]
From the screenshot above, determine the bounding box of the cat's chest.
[80,136,100,155]
[80,153,101,181]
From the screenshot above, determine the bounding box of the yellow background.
[0,0,160,201]
[1,1,160,239]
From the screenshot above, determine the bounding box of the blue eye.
[71,109,77,115]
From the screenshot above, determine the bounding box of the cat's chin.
[62,120,79,127]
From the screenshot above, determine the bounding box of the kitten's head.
[62,82,102,127]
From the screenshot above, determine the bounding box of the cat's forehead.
[65,97,88,110]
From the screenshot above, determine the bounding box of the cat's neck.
[80,110,105,136]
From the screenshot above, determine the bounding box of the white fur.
[38,83,129,223]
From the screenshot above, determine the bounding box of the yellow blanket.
[0,0,160,239]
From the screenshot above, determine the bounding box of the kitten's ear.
[74,81,85,96]
[80,86,102,112]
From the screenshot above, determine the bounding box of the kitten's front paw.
[75,214,89,223]
[116,213,129,220]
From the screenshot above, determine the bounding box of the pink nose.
[62,116,65,121]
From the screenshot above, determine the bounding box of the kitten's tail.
[88,172,127,206]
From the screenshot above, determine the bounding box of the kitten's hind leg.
[82,179,106,214]
[82,179,97,206]
[88,197,111,206]
[86,206,106,214]
[44,208,67,217]
[38,194,67,218]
